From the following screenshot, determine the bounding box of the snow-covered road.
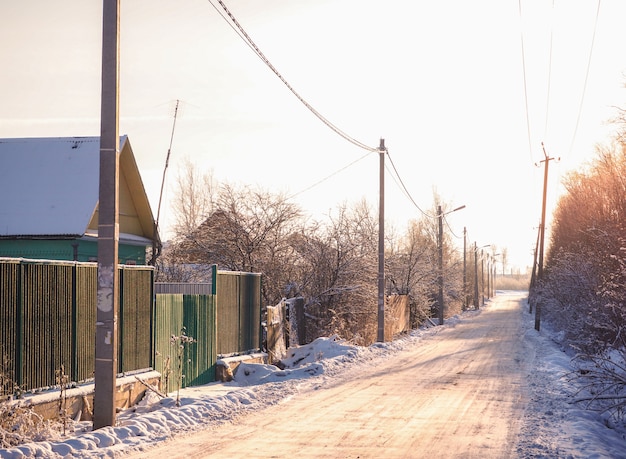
[130,293,530,458]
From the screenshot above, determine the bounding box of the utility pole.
[481,249,485,306]
[529,227,540,313]
[487,254,491,299]
[94,0,120,430]
[463,227,467,310]
[491,256,498,297]
[535,143,556,332]
[437,205,444,325]
[436,205,464,324]
[377,138,386,342]
[473,242,479,309]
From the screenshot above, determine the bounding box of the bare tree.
[173,183,303,305]
[387,218,437,326]
[171,159,217,238]
[290,200,379,345]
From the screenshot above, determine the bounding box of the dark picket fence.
[0,258,153,396]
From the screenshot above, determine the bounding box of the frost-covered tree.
[539,141,626,353]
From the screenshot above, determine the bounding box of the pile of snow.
[1,293,625,458]
[517,311,626,457]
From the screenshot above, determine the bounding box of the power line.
[385,150,431,218]
[568,0,602,155]
[443,215,463,240]
[287,152,371,200]
[518,0,535,164]
[543,0,555,141]
[209,0,378,154]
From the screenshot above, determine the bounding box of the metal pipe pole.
[94,0,120,430]
[377,139,385,342]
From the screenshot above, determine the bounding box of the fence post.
[294,297,306,345]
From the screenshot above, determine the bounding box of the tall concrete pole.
[481,249,485,306]
[474,242,479,309]
[437,205,444,325]
[377,139,386,342]
[463,227,467,310]
[94,0,120,430]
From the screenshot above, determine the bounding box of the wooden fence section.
[266,302,287,364]
[264,295,411,360]
[0,258,154,396]
[384,294,410,341]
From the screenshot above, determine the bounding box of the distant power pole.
[377,138,386,342]
[463,227,467,310]
[474,242,479,309]
[535,143,557,332]
[94,0,120,430]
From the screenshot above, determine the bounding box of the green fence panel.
[20,262,74,391]
[239,273,261,352]
[0,259,20,396]
[215,271,262,356]
[119,266,154,373]
[0,259,154,393]
[74,264,97,383]
[153,294,184,394]
[216,272,240,356]
[182,295,216,386]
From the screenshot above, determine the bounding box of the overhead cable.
[568,0,602,155]
[288,152,371,199]
[385,150,432,218]
[209,0,379,154]
[518,0,535,164]
[543,0,555,141]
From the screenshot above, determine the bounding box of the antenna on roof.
[150,99,179,265]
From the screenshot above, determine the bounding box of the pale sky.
[1,0,625,271]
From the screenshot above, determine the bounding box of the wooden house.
[0,136,158,264]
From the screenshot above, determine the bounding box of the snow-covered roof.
[0,136,157,242]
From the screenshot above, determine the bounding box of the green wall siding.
[0,239,147,264]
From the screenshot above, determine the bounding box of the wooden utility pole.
[529,226,540,313]
[94,0,120,430]
[535,143,556,331]
[377,138,386,342]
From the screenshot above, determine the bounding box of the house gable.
[0,136,158,263]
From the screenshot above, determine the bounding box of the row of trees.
[535,141,626,352]
[156,161,496,345]
[530,113,626,420]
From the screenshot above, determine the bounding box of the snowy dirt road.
[128,293,530,459]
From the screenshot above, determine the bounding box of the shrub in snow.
[170,328,197,407]
[573,348,626,422]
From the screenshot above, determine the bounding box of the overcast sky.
[1,0,624,270]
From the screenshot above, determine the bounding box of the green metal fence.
[154,268,262,391]
[216,271,262,356]
[152,293,218,393]
[0,258,154,395]
[0,258,262,396]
